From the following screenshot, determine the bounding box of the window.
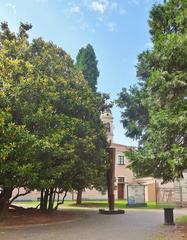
[118,177,125,183]
[118,155,125,165]
[104,123,111,132]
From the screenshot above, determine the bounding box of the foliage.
[75,44,110,203]
[0,22,107,215]
[117,85,149,142]
[76,44,99,92]
[117,0,187,182]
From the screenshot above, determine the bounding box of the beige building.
[111,143,134,199]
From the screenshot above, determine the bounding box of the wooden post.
[107,147,115,211]
[155,180,158,208]
[99,147,124,214]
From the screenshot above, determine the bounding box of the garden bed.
[0,208,78,227]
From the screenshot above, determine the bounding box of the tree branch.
[9,189,31,204]
[54,191,67,210]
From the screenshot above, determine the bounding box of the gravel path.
[0,208,186,240]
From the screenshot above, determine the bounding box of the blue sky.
[0,0,162,146]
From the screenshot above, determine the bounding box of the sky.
[0,0,163,146]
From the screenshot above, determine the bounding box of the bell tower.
[101,109,114,144]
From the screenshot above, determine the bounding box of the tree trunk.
[40,189,44,211]
[107,147,115,211]
[48,188,54,211]
[0,188,12,220]
[43,189,49,212]
[40,189,49,212]
[40,188,57,212]
[76,189,82,205]
[52,188,56,209]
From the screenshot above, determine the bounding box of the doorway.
[118,183,124,199]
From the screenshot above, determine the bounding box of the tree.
[27,38,108,209]
[0,22,41,217]
[0,22,108,216]
[117,0,187,182]
[76,44,99,92]
[75,44,109,204]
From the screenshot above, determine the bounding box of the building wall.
[112,143,134,182]
[147,183,156,202]
[175,171,187,206]
[112,143,135,199]
[12,188,40,201]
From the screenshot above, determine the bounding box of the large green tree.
[117,0,187,182]
[27,38,108,210]
[76,44,99,92]
[0,23,42,217]
[0,23,107,216]
[75,44,110,204]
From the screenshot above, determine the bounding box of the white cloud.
[70,14,89,32]
[70,5,81,14]
[71,21,89,31]
[108,2,126,16]
[128,0,150,5]
[5,3,16,15]
[89,0,109,14]
[85,0,124,16]
[107,21,117,32]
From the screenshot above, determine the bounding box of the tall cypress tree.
[75,44,101,204]
[76,44,99,92]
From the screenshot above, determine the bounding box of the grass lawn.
[15,200,175,209]
[176,215,187,223]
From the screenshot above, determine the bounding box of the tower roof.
[100,109,113,119]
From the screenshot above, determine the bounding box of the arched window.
[104,123,111,132]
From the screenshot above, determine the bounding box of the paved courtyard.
[0,208,185,240]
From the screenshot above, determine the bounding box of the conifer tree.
[76,44,99,92]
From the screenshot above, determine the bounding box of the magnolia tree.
[0,23,108,217]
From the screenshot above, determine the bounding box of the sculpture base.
[99,209,125,215]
